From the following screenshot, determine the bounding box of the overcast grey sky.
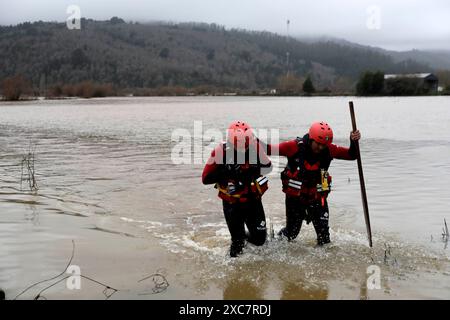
[1,0,449,51]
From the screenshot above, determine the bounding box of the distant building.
[384,73,439,95]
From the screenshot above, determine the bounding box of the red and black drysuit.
[264,134,356,245]
[202,142,272,257]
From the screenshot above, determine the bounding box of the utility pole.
[286,19,290,77]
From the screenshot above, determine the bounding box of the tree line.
[1,18,447,100]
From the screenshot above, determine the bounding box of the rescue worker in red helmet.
[260,121,360,245]
[202,121,272,257]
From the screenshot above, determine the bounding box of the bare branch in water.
[443,219,449,239]
[138,273,170,295]
[442,219,449,249]
[13,240,75,300]
[20,142,38,192]
[13,240,118,300]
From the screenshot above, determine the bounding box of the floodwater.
[0,96,449,300]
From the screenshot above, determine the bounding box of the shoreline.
[1,93,448,102]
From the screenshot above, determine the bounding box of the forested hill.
[0,18,433,91]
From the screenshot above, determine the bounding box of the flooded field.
[1,96,449,299]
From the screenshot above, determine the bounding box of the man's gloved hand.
[350,130,361,141]
[226,182,237,194]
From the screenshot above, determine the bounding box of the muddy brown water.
[1,96,449,299]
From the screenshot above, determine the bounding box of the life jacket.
[215,142,269,203]
[281,134,332,205]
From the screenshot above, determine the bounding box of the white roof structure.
[384,73,435,79]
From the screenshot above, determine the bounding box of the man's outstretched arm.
[202,145,224,184]
[329,130,361,160]
[257,138,299,158]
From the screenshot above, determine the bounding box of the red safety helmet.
[227,120,254,151]
[309,121,333,145]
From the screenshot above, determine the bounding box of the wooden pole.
[349,101,373,247]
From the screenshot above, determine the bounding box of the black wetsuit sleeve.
[348,139,357,159]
